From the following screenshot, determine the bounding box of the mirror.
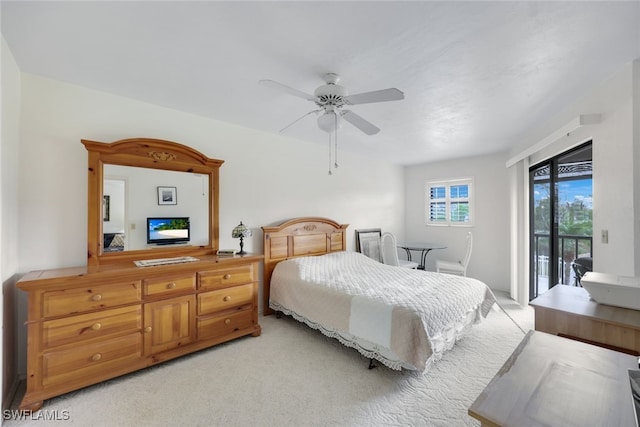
[83,138,223,266]
[103,165,209,252]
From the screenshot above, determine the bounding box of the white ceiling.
[2,1,639,165]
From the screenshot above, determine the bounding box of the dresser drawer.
[42,281,141,318]
[198,284,253,315]
[198,265,254,290]
[42,306,141,349]
[197,310,254,341]
[143,274,195,297]
[41,332,142,388]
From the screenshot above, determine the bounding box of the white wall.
[17,74,405,274]
[506,59,640,303]
[633,60,640,276]
[1,36,22,409]
[512,60,638,278]
[404,152,511,291]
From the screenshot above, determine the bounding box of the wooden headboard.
[262,217,348,315]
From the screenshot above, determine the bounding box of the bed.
[262,217,496,371]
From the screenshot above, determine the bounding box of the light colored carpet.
[7,291,533,427]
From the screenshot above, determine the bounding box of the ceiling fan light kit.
[259,73,404,174]
[317,109,342,133]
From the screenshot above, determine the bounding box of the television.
[146,217,190,245]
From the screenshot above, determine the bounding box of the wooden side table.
[469,330,638,427]
[530,284,640,355]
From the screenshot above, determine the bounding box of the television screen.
[147,217,190,245]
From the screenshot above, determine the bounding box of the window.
[425,178,473,226]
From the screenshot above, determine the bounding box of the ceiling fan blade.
[279,109,322,133]
[341,110,380,135]
[259,79,315,101]
[343,88,404,105]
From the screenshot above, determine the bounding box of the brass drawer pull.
[224,318,231,325]
[91,323,102,331]
[167,282,176,289]
[223,274,231,280]
[91,294,102,302]
[144,326,152,333]
[223,295,231,302]
[91,353,102,362]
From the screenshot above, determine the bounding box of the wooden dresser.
[17,254,262,410]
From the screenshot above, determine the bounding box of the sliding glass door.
[531,162,552,299]
[529,142,593,300]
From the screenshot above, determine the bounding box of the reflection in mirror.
[103,165,209,253]
[103,177,126,251]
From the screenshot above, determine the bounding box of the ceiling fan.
[258,73,404,136]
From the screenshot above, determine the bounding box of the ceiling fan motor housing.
[314,76,348,108]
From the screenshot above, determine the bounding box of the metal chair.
[436,232,473,276]
[571,256,592,286]
[381,232,419,269]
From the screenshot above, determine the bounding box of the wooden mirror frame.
[82,137,223,266]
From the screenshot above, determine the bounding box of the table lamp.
[231,221,252,255]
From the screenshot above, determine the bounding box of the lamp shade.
[231,221,251,239]
[232,221,251,255]
[232,221,252,238]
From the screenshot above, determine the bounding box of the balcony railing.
[532,233,593,296]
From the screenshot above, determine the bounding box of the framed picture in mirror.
[158,186,177,205]
[103,195,110,221]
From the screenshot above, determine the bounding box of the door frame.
[529,141,592,300]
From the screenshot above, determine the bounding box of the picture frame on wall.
[103,195,110,221]
[157,186,177,205]
[355,228,382,262]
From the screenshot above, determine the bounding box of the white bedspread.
[270,251,496,371]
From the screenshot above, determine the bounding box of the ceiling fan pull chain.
[334,112,339,169]
[328,133,333,176]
